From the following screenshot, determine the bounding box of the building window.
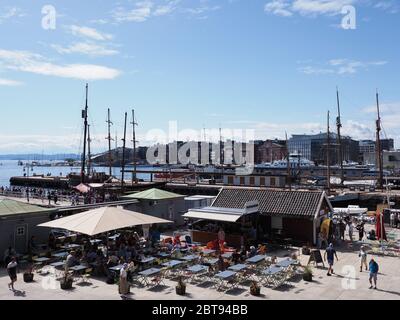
[270,177,276,186]
[260,177,265,186]
[228,176,234,185]
[240,177,245,185]
[250,177,255,186]
[16,226,25,236]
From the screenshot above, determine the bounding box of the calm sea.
[0,160,154,187]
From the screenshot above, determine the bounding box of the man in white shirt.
[7,257,18,291]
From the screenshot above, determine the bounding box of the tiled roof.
[212,188,326,217]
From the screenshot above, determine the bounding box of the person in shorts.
[324,243,338,276]
[369,258,379,290]
[359,246,368,272]
[7,257,18,292]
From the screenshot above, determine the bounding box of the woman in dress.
[119,264,130,298]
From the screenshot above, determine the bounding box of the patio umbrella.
[38,206,172,236]
[375,212,387,241]
[74,183,91,194]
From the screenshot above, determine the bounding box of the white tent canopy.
[38,206,172,236]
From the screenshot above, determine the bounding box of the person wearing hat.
[324,243,338,276]
[359,246,368,272]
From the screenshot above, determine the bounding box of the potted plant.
[23,266,34,283]
[250,281,261,296]
[303,266,313,282]
[176,276,186,296]
[60,271,74,290]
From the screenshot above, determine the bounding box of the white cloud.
[0,78,23,86]
[68,25,113,41]
[298,59,387,75]
[264,0,293,16]
[112,1,154,22]
[112,0,220,23]
[0,49,121,81]
[0,6,26,23]
[374,1,399,14]
[51,42,119,57]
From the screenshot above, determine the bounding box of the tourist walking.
[348,222,354,241]
[324,243,338,276]
[357,222,366,241]
[359,246,368,272]
[7,257,18,292]
[369,258,379,290]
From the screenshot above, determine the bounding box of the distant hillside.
[0,154,81,161]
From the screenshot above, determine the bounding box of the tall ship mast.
[336,88,344,185]
[81,83,89,184]
[376,91,384,190]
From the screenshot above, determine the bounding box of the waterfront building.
[288,133,359,165]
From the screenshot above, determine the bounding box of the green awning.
[0,199,54,217]
[122,188,184,201]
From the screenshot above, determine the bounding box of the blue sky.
[0,0,399,153]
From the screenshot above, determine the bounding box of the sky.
[0,0,399,154]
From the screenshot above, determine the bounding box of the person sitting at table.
[65,251,79,270]
[220,242,229,253]
[232,249,241,264]
[173,234,181,247]
[118,244,128,261]
[28,236,38,254]
[48,233,56,250]
[85,249,97,263]
[257,244,267,255]
[247,246,257,258]
[127,259,138,282]
[217,255,226,272]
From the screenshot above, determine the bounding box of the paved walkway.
[1,245,399,301]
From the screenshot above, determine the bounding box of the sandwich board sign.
[308,250,325,267]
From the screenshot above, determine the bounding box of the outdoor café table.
[157,252,171,259]
[246,255,267,266]
[139,257,156,265]
[62,244,81,250]
[138,268,162,287]
[90,239,102,245]
[108,234,120,241]
[260,266,285,288]
[203,249,216,256]
[228,264,247,272]
[222,252,233,259]
[109,264,124,273]
[276,258,297,269]
[180,255,198,264]
[52,251,68,259]
[276,258,299,278]
[229,264,255,283]
[186,265,208,282]
[33,257,51,264]
[162,260,185,278]
[206,258,219,266]
[50,261,65,269]
[214,270,238,291]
